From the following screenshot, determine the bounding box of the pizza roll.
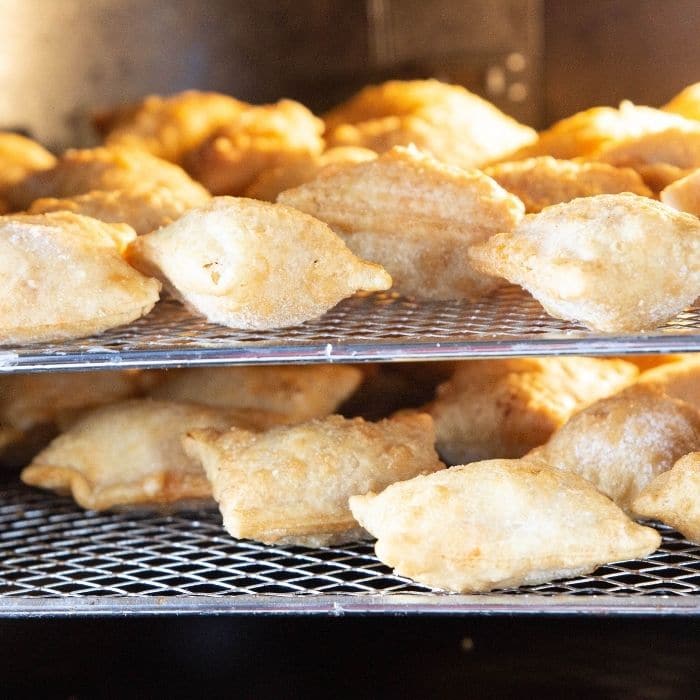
[183,412,445,546]
[632,452,700,543]
[323,79,536,168]
[29,184,210,235]
[20,399,280,510]
[183,99,324,195]
[244,146,376,202]
[484,156,652,213]
[279,145,524,300]
[637,357,700,410]
[508,101,691,161]
[0,212,160,344]
[663,82,700,122]
[151,365,362,422]
[101,90,246,164]
[468,193,700,333]
[0,132,56,197]
[428,357,638,465]
[661,168,700,217]
[7,146,210,211]
[349,458,660,593]
[529,386,700,513]
[127,197,391,330]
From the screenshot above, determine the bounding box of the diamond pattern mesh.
[2,484,699,603]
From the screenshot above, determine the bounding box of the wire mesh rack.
[1,483,699,617]
[5,287,700,372]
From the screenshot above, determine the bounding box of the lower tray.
[1,483,699,617]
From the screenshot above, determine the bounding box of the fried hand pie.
[529,386,700,513]
[349,459,660,593]
[468,193,700,333]
[324,79,535,168]
[484,156,652,213]
[102,90,246,163]
[0,132,56,196]
[661,168,700,217]
[151,365,362,422]
[7,146,210,211]
[279,145,524,300]
[20,399,267,510]
[183,413,444,546]
[428,357,638,465]
[637,357,700,410]
[632,452,700,543]
[127,197,391,330]
[183,99,324,195]
[0,212,160,344]
[663,82,700,122]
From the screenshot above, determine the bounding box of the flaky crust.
[126,196,391,330]
[428,357,638,464]
[484,156,652,212]
[661,167,700,216]
[632,452,700,543]
[468,193,700,333]
[0,132,56,195]
[151,365,362,422]
[20,399,258,510]
[279,145,524,299]
[7,146,210,211]
[0,212,160,344]
[102,90,247,163]
[323,79,536,168]
[183,413,445,546]
[29,185,210,235]
[529,386,700,513]
[183,99,324,195]
[349,459,660,593]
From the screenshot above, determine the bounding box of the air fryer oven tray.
[2,288,700,617]
[5,287,700,373]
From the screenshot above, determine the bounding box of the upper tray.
[5,286,700,373]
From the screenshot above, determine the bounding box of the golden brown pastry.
[637,357,700,410]
[0,212,160,344]
[508,101,691,160]
[484,156,652,213]
[529,386,700,513]
[618,355,685,371]
[183,412,445,546]
[468,193,700,333]
[0,132,56,197]
[21,399,270,510]
[428,357,638,465]
[6,146,210,211]
[323,79,536,168]
[632,452,700,543]
[29,185,210,235]
[183,99,324,195]
[349,458,660,593]
[102,90,246,163]
[244,146,376,202]
[661,167,700,217]
[126,196,391,330]
[663,82,700,122]
[278,145,524,299]
[151,365,362,422]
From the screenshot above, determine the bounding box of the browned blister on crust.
[323,79,536,168]
[126,196,391,330]
[20,399,280,510]
[468,193,700,333]
[529,386,700,514]
[428,357,638,465]
[151,365,363,422]
[349,459,660,593]
[0,212,160,344]
[279,145,524,300]
[632,452,700,543]
[484,156,652,212]
[183,413,445,546]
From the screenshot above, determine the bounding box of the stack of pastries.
[5,80,700,593]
